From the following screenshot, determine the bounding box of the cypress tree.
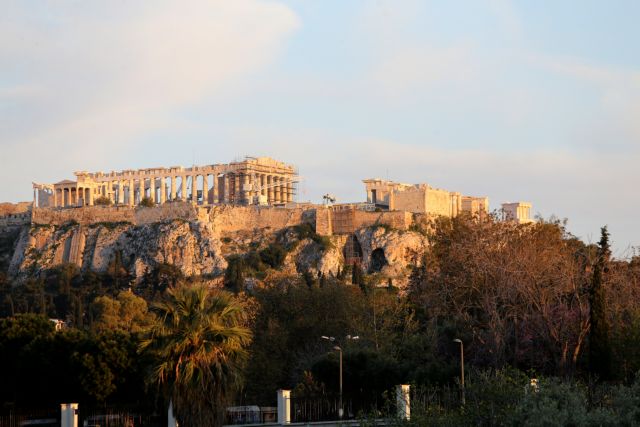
[589,226,611,380]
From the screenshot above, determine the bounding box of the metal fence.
[0,406,163,427]
[0,407,59,427]
[290,394,383,423]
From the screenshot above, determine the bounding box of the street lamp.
[321,335,359,419]
[453,338,465,406]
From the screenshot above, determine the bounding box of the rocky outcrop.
[3,214,430,290]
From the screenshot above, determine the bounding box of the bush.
[94,196,112,206]
[139,197,155,208]
[260,243,287,269]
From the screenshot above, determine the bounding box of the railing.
[289,394,382,423]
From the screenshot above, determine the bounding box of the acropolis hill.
[0,156,533,287]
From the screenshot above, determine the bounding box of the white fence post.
[277,389,291,425]
[396,384,410,421]
[168,400,179,427]
[60,403,78,427]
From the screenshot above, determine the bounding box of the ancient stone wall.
[329,208,412,234]
[32,206,136,225]
[207,205,313,236]
[425,187,454,217]
[392,189,426,213]
[0,212,31,228]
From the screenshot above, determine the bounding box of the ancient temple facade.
[33,157,298,208]
[362,178,489,217]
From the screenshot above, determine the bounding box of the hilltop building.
[32,157,298,208]
[362,178,489,217]
[501,202,533,224]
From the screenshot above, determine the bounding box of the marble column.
[53,189,58,207]
[88,188,94,206]
[138,178,145,204]
[274,177,281,203]
[286,181,293,203]
[242,173,250,204]
[116,181,123,204]
[128,179,135,206]
[159,177,166,204]
[260,174,266,196]
[150,177,156,203]
[170,176,176,201]
[279,179,285,203]
[190,175,197,203]
[212,174,218,204]
[267,175,273,203]
[223,175,229,203]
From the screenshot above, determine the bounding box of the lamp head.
[453,338,462,343]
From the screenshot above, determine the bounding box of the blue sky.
[1,0,639,254]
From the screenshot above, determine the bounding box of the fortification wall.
[330,209,412,234]
[426,188,453,217]
[0,212,31,228]
[33,206,136,225]
[392,189,426,213]
[207,205,314,235]
[31,203,316,236]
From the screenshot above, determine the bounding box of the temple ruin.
[501,202,533,224]
[362,178,489,217]
[32,157,298,208]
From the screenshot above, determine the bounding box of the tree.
[141,284,252,426]
[589,226,612,380]
[91,291,154,333]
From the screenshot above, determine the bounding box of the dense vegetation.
[1,216,640,425]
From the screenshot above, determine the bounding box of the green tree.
[141,284,252,426]
[589,226,612,380]
[91,291,154,333]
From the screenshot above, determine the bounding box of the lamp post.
[453,338,465,406]
[321,335,359,419]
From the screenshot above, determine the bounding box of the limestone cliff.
[2,212,429,289]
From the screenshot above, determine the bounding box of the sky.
[1,0,639,255]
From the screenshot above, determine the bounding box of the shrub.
[139,197,155,208]
[260,243,287,269]
[94,196,112,206]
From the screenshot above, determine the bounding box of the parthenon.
[32,157,298,208]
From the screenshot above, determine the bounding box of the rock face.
[3,218,429,290]
[9,220,228,281]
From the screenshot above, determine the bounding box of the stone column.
[178,176,185,201]
[286,181,293,203]
[53,188,58,207]
[128,179,135,206]
[267,175,274,203]
[159,177,165,204]
[279,178,285,203]
[210,174,217,204]
[223,175,229,203]
[117,181,123,204]
[88,188,94,206]
[242,173,250,204]
[170,176,176,201]
[138,178,144,204]
[149,176,156,204]
[191,175,198,204]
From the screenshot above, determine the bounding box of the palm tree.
[141,284,252,426]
